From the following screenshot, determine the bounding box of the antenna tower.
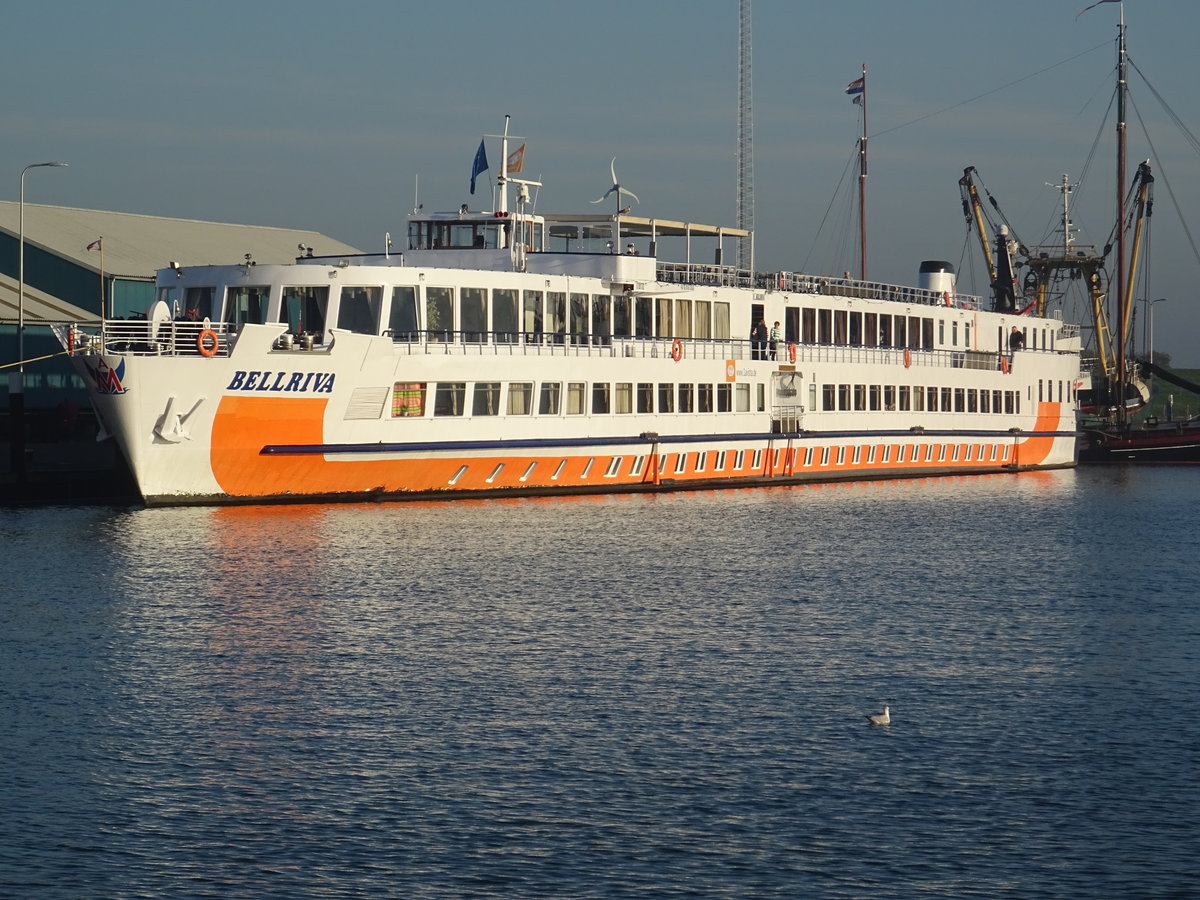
[736,0,754,270]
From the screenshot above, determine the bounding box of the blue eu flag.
[469,139,488,195]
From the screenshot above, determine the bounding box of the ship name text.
[226,370,336,393]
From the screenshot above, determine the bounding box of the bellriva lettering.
[225,371,335,393]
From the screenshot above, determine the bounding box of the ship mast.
[1114,5,1128,425]
[736,0,754,271]
[856,63,868,281]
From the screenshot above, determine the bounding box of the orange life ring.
[943,292,953,307]
[903,347,912,368]
[67,325,76,356]
[671,338,683,362]
[787,342,797,364]
[1000,356,1010,374]
[197,328,220,357]
[778,274,785,291]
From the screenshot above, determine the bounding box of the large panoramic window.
[336,286,382,335]
[389,286,419,340]
[279,285,328,338]
[224,286,268,329]
[426,287,453,341]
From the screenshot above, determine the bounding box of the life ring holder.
[671,338,683,362]
[903,348,912,368]
[197,328,220,357]
[787,342,797,364]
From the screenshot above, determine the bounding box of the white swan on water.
[867,706,890,726]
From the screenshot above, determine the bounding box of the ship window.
[818,309,833,344]
[389,286,419,340]
[925,444,934,462]
[552,459,567,480]
[852,446,861,464]
[821,447,831,466]
[968,389,978,413]
[714,302,730,339]
[980,390,990,413]
[658,383,675,413]
[461,287,488,343]
[715,450,726,470]
[605,457,622,477]
[870,385,882,411]
[837,447,846,465]
[717,383,731,412]
[592,383,611,414]
[878,315,893,347]
[938,320,945,345]
[635,297,654,337]
[508,382,533,415]
[631,456,645,476]
[280,285,328,337]
[678,383,695,413]
[522,290,544,341]
[737,383,751,412]
[547,292,566,343]
[520,462,537,482]
[184,286,217,322]
[392,382,426,417]
[834,310,848,345]
[674,299,692,338]
[849,311,863,346]
[922,318,934,349]
[823,384,836,411]
[473,382,500,415]
[614,295,632,338]
[913,385,925,411]
[952,321,959,346]
[954,388,965,412]
[637,382,654,413]
[839,384,851,410]
[942,387,953,411]
[566,382,586,415]
[225,286,269,329]
[433,382,466,416]
[882,445,891,463]
[802,307,817,343]
[927,387,939,412]
[939,444,948,462]
[591,295,611,345]
[804,447,815,466]
[656,297,673,337]
[336,286,382,335]
[735,450,745,469]
[570,293,589,344]
[494,288,519,343]
[994,389,1003,412]
[698,383,714,413]
[868,445,877,464]
[425,286,453,341]
[696,452,707,472]
[675,453,688,474]
[539,382,561,415]
[695,300,712,339]
[752,449,763,470]
[897,385,909,411]
[615,382,633,414]
[854,385,866,411]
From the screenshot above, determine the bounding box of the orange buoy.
[197,328,220,357]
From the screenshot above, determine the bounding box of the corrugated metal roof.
[0,202,362,279]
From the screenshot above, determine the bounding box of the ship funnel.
[918,260,956,295]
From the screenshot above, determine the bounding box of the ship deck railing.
[83,321,1062,373]
[654,264,985,309]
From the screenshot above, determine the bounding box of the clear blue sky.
[5,0,1198,364]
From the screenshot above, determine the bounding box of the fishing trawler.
[54,122,1082,505]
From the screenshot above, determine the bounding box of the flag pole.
[857,63,867,282]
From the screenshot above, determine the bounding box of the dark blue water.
[2,467,1198,898]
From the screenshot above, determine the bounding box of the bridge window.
[614,295,632,337]
[337,286,382,335]
[389,286,419,340]
[494,288,519,343]
[425,286,453,341]
[184,286,217,322]
[225,286,269,329]
[522,290,543,341]
[461,287,488,343]
[280,285,328,338]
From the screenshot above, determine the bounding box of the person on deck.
[769,321,782,360]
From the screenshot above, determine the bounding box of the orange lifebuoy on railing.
[67,325,76,356]
[787,342,797,364]
[197,328,220,357]
[903,347,912,368]
[671,338,683,362]
[1000,355,1010,374]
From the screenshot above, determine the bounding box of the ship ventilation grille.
[344,386,389,420]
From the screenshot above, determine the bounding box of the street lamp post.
[10,161,68,483]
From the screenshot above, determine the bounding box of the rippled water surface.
[2,467,1198,898]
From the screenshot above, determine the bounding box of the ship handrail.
[90,319,234,357]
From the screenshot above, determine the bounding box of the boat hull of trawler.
[57,259,1081,507]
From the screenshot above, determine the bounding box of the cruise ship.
[56,126,1082,505]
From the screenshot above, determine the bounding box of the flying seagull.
[591,158,640,209]
[867,706,890,726]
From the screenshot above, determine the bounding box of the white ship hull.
[60,263,1080,506]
